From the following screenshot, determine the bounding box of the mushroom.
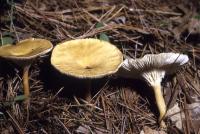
[51,38,123,101]
[0,38,53,98]
[117,53,189,127]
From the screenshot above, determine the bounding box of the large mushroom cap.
[0,38,53,61]
[118,52,189,78]
[51,38,123,78]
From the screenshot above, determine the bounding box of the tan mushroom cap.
[0,38,53,61]
[51,38,123,78]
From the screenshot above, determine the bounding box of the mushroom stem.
[22,65,31,98]
[152,83,166,127]
[84,79,92,102]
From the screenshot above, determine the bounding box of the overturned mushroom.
[0,38,53,98]
[51,38,123,101]
[117,53,189,127]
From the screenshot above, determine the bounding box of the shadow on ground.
[38,57,108,100]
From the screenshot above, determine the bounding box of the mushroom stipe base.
[152,84,166,124]
[84,80,92,102]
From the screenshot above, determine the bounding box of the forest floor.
[0,0,200,134]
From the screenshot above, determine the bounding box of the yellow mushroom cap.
[51,38,123,78]
[0,38,53,61]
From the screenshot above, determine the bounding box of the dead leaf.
[188,18,200,34]
[167,102,200,133]
[114,16,126,24]
[75,125,104,134]
[76,125,90,134]
[166,103,184,130]
[140,126,167,134]
[187,103,200,134]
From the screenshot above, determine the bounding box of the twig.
[128,8,182,16]
[6,110,25,134]
[54,116,72,134]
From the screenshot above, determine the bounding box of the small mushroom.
[0,38,53,98]
[51,38,123,101]
[117,53,189,127]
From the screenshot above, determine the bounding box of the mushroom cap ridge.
[51,38,123,79]
[118,53,189,80]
